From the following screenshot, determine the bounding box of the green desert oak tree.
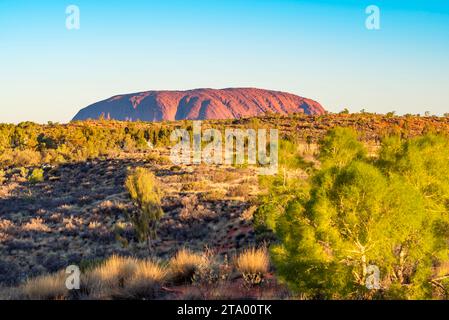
[125,167,164,250]
[271,128,449,299]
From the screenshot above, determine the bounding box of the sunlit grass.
[235,247,269,276]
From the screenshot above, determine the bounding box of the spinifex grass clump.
[21,271,68,300]
[236,248,269,287]
[84,255,167,299]
[168,249,206,284]
[125,167,163,250]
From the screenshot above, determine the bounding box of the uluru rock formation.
[72,88,325,122]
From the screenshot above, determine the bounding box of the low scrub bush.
[0,169,5,184]
[227,183,251,198]
[28,168,44,184]
[181,180,208,192]
[204,189,227,201]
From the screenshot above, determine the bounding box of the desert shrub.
[37,133,58,150]
[204,189,227,201]
[10,122,40,150]
[0,219,14,233]
[0,150,13,169]
[0,149,41,168]
[179,194,197,219]
[146,151,161,163]
[179,194,213,221]
[209,170,241,183]
[14,150,42,167]
[122,135,137,152]
[181,180,208,192]
[193,253,231,286]
[235,248,269,286]
[191,251,233,299]
[19,167,29,178]
[0,125,13,152]
[0,169,5,184]
[227,183,251,198]
[156,155,172,165]
[0,259,21,287]
[28,168,44,184]
[125,167,163,248]
[386,111,396,118]
[270,130,449,299]
[20,271,68,300]
[147,152,172,165]
[169,249,206,284]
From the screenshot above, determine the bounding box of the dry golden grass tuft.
[22,217,50,232]
[0,219,14,232]
[88,221,101,230]
[2,247,276,300]
[203,189,227,201]
[13,255,169,300]
[124,260,167,298]
[0,182,19,197]
[84,255,138,297]
[235,247,269,276]
[169,249,206,284]
[20,271,68,300]
[241,205,257,222]
[98,200,115,210]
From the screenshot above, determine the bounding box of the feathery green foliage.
[125,168,164,248]
[318,127,366,168]
[268,128,449,299]
[255,139,312,233]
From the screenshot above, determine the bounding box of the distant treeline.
[0,120,174,169]
[1,113,449,169]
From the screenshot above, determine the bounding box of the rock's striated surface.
[73,88,325,121]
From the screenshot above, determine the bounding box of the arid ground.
[1,113,449,299]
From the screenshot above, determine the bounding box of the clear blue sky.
[0,0,448,123]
